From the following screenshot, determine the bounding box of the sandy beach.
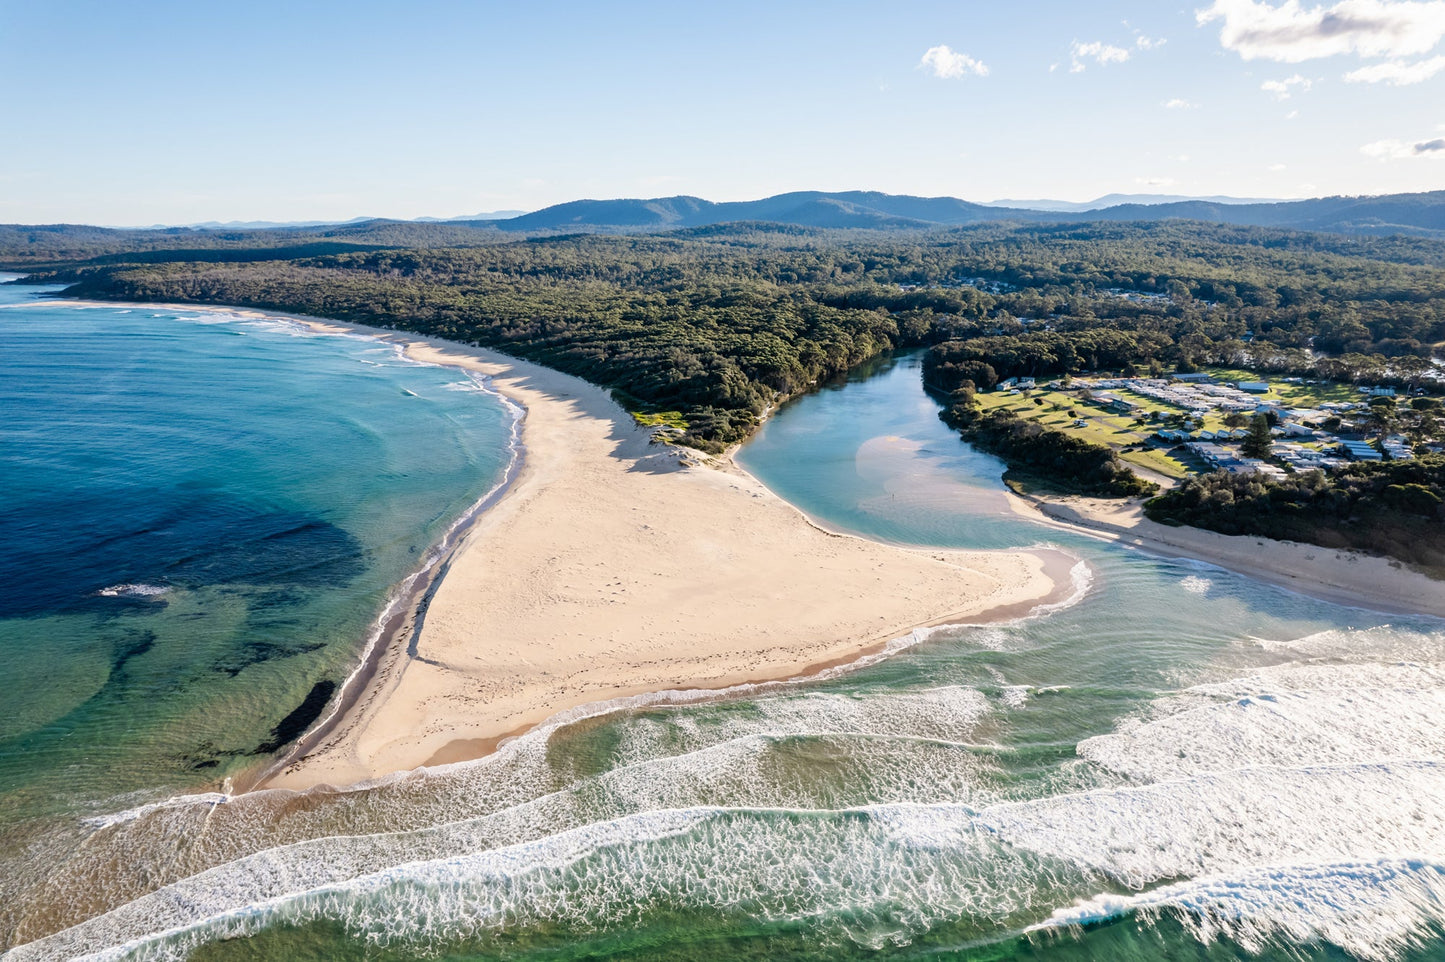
[1007,489,1445,619]
[210,320,1072,791]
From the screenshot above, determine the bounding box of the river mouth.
[4,334,1445,962]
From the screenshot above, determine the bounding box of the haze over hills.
[488,189,1445,236]
[8,191,1445,247]
[128,211,527,230]
[982,193,1286,212]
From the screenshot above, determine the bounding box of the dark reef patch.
[213,637,326,677]
[253,680,336,755]
[110,629,157,674]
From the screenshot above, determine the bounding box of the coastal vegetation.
[940,399,1159,497]
[1144,456,1445,571]
[6,219,1445,454]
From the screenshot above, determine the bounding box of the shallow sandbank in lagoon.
[231,323,1069,790]
[1007,489,1445,619]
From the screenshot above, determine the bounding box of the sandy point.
[253,323,1071,791]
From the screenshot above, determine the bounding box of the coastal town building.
[1339,440,1383,461]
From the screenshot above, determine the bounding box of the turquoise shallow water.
[0,281,516,822]
[4,336,1445,961]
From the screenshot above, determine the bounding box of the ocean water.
[0,281,517,823]
[4,334,1445,961]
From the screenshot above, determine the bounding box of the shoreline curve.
[256,321,1068,791]
[46,299,1067,793]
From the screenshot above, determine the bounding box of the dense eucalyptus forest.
[5,219,1445,453]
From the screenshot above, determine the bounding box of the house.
[1187,442,1237,469]
[1339,440,1383,461]
[1361,386,1397,397]
[1235,381,1270,393]
[1172,372,1212,383]
[997,378,1018,391]
[1230,459,1286,478]
[1016,377,1036,390]
[1382,439,1415,460]
[1093,393,1137,414]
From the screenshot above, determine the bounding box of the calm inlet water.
[4,326,1445,960]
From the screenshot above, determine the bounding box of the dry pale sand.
[1007,489,1445,619]
[253,323,1067,790]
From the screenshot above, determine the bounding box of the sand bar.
[202,320,1069,790]
[1008,489,1445,619]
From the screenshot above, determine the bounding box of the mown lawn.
[975,389,1192,480]
[1201,367,1363,408]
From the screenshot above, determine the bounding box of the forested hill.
[6,221,1445,451]
[5,191,1445,256]
[493,189,1445,237]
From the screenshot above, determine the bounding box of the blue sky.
[1,0,1442,224]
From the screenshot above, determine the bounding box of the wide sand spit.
[229,319,1076,791]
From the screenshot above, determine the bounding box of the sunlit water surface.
[4,330,1444,962]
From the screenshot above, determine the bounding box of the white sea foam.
[9,737,1000,961]
[21,762,1445,961]
[612,686,994,767]
[981,761,1445,888]
[81,793,230,830]
[1080,645,1445,782]
[1036,858,1445,962]
[95,584,168,599]
[1036,558,1094,615]
[999,686,1032,709]
[7,702,1002,950]
[1252,625,1445,661]
[1179,575,1211,595]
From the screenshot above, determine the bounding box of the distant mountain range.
[128,211,527,230]
[983,193,1286,212]
[485,189,1445,237]
[32,192,1445,240]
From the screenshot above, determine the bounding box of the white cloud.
[1163,97,1197,108]
[1343,53,1445,82]
[920,45,989,78]
[1361,135,1445,158]
[1136,34,1168,49]
[1196,0,1445,62]
[1261,72,1314,96]
[1269,162,1289,169]
[1070,40,1132,71]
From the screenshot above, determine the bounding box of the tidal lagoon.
[3,302,1444,962]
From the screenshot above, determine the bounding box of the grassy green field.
[975,389,1192,480]
[1200,367,1364,408]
